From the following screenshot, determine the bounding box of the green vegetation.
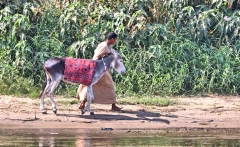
[117,96,171,106]
[0,0,239,104]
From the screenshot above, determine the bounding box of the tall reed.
[0,0,239,97]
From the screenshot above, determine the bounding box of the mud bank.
[0,95,240,132]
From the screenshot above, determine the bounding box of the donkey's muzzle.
[120,70,126,75]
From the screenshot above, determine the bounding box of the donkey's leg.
[40,74,51,114]
[49,74,62,114]
[88,85,95,115]
[82,85,94,115]
[46,80,55,95]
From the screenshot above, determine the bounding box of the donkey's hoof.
[81,110,85,115]
[53,110,57,114]
[42,111,47,114]
[90,112,94,115]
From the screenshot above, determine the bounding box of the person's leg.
[111,103,122,111]
[79,99,86,110]
[77,84,87,110]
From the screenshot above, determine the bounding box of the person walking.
[77,32,122,111]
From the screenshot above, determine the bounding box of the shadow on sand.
[56,109,178,124]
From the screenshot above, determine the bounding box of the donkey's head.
[111,51,126,75]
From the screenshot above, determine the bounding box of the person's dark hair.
[107,32,118,40]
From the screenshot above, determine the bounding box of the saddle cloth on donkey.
[63,57,97,85]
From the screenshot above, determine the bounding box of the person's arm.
[93,43,110,60]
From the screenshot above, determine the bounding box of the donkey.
[39,51,126,115]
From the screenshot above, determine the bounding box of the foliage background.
[0,0,239,98]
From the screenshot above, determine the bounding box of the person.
[76,32,122,111]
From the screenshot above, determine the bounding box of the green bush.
[0,0,239,98]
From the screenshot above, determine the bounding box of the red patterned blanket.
[63,57,97,85]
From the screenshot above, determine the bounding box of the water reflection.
[39,136,55,147]
[1,129,240,146]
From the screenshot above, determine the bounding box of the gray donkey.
[39,51,126,115]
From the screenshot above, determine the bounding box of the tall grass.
[0,0,239,98]
[114,36,240,95]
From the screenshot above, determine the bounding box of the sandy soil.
[0,95,240,133]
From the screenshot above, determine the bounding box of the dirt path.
[0,95,240,132]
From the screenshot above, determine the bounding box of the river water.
[1,128,240,146]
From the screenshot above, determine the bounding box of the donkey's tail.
[39,71,48,99]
